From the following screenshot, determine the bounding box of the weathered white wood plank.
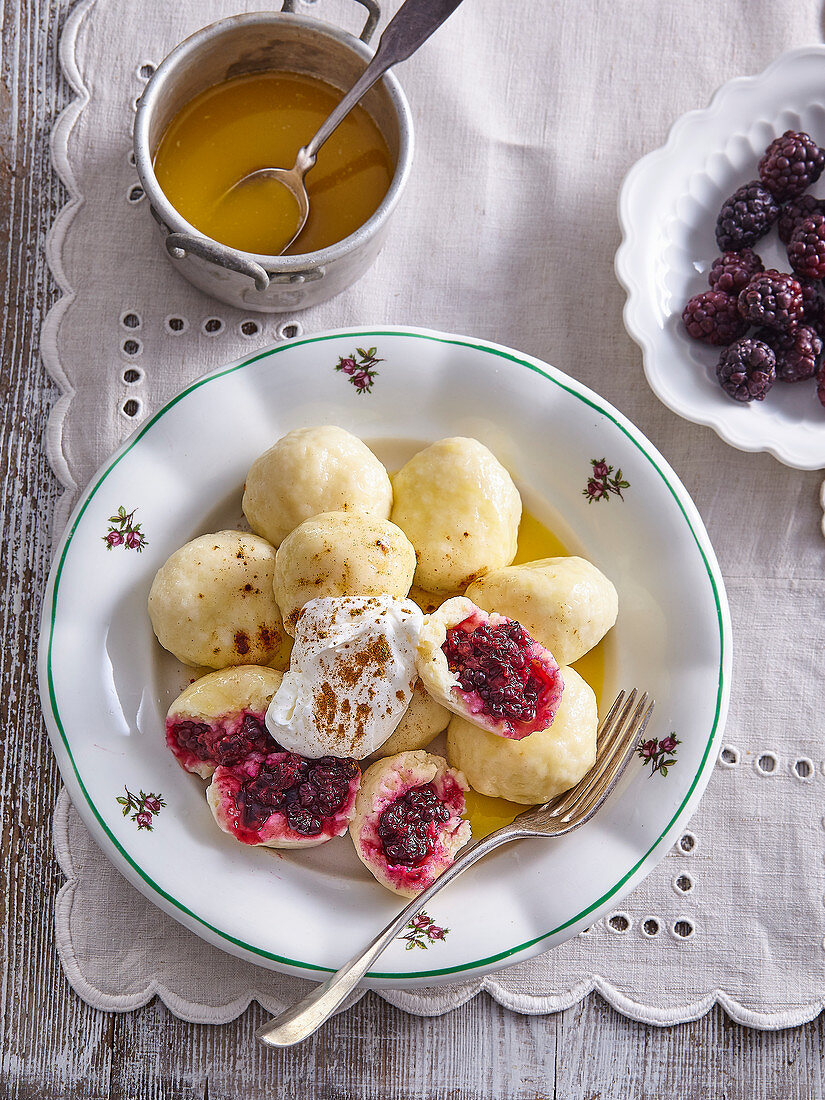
[1,0,825,1096]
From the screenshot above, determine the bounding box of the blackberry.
[682,290,748,345]
[715,181,780,250]
[755,324,822,382]
[737,269,803,331]
[799,276,825,332]
[818,363,825,409]
[716,338,776,402]
[777,194,825,244]
[758,130,825,201]
[707,248,764,294]
[788,212,825,280]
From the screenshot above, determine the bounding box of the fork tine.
[575,697,655,820]
[544,689,640,818]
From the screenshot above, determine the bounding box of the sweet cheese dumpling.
[445,666,597,804]
[350,751,471,896]
[273,511,416,635]
[370,678,451,759]
[390,437,521,594]
[148,530,283,668]
[465,556,618,665]
[242,426,392,547]
[166,665,282,779]
[416,597,564,740]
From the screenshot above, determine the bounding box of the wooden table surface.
[2,1,825,1096]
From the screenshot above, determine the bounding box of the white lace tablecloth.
[45,0,825,1028]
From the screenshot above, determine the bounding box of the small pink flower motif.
[583,458,630,503]
[334,346,382,394]
[102,505,148,551]
[399,909,450,949]
[116,786,165,829]
[636,732,681,778]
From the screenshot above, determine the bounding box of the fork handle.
[256,824,531,1048]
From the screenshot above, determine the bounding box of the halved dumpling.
[445,666,597,804]
[416,597,564,740]
[391,437,521,594]
[370,678,451,759]
[148,530,283,668]
[207,751,360,849]
[274,511,416,635]
[242,425,392,548]
[350,751,470,896]
[465,556,618,665]
[166,665,282,779]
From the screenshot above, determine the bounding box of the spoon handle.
[302,0,466,162]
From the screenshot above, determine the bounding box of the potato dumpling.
[371,678,451,759]
[242,425,392,547]
[465,556,618,665]
[445,666,597,804]
[274,511,417,635]
[390,437,521,594]
[148,530,283,668]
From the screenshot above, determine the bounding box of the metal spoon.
[221,0,467,254]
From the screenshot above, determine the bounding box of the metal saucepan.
[133,0,414,313]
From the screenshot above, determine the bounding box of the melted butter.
[463,511,607,839]
[153,71,394,256]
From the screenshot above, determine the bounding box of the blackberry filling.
[443,618,552,724]
[169,712,276,766]
[377,784,451,866]
[238,754,359,837]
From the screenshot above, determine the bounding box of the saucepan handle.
[164,233,271,293]
[279,0,381,43]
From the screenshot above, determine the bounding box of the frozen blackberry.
[758,130,825,201]
[737,269,803,331]
[715,181,780,250]
[716,338,776,402]
[777,194,825,245]
[788,212,825,280]
[798,276,825,332]
[707,249,764,294]
[818,363,825,409]
[755,324,822,382]
[682,290,748,345]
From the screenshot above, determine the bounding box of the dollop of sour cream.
[265,595,424,759]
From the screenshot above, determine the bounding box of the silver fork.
[256,689,654,1048]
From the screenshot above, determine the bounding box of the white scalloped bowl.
[38,326,730,986]
[616,46,825,470]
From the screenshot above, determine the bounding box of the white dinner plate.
[38,326,731,987]
[616,46,825,470]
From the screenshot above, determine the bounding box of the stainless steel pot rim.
[133,9,414,272]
